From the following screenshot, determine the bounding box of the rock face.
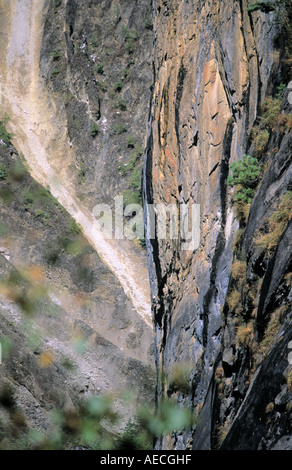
[145,0,292,450]
[40,0,153,210]
[0,0,155,445]
[0,145,155,440]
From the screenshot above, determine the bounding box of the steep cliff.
[145,0,292,450]
[0,0,155,448]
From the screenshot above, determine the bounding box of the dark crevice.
[208,162,220,178]
[175,63,187,185]
[201,117,234,346]
[239,0,262,124]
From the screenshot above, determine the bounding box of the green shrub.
[96,63,104,75]
[130,29,139,41]
[90,122,101,137]
[53,0,61,9]
[251,82,290,151]
[248,2,262,12]
[256,191,292,251]
[121,68,130,80]
[145,17,153,30]
[0,116,13,146]
[227,289,242,313]
[90,35,99,48]
[129,167,141,191]
[228,155,262,224]
[113,4,121,24]
[36,187,58,206]
[228,155,261,204]
[251,127,270,155]
[120,25,139,54]
[121,25,130,40]
[119,141,144,209]
[247,1,275,13]
[276,82,286,99]
[110,123,127,135]
[122,189,142,206]
[96,81,108,93]
[126,39,135,54]
[69,219,82,236]
[119,146,143,175]
[21,187,35,206]
[126,136,135,148]
[247,3,261,12]
[261,97,282,129]
[61,357,77,372]
[0,163,8,180]
[35,209,50,221]
[121,163,143,207]
[51,50,62,61]
[51,69,60,78]
[117,97,127,111]
[118,163,129,176]
[114,81,123,92]
[134,145,143,157]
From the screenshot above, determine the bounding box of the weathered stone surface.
[145,0,292,450]
[0,144,155,438]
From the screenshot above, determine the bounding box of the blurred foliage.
[0,263,195,450]
[0,266,47,317]
[0,383,197,450]
[44,234,86,266]
[8,159,28,182]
